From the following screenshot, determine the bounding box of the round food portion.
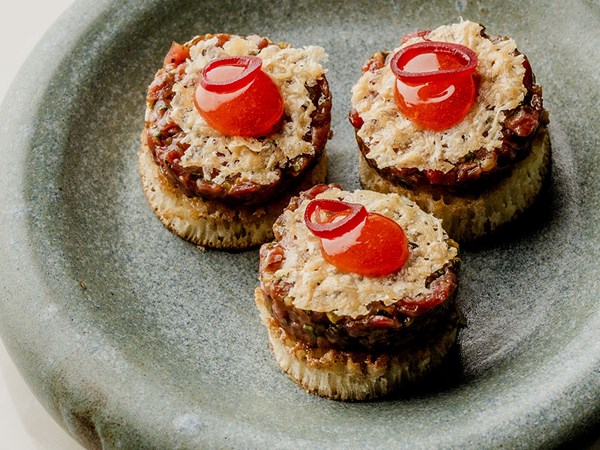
[350,20,547,193]
[256,184,461,400]
[144,34,331,205]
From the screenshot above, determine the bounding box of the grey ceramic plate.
[1,0,599,448]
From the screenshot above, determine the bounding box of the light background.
[0,0,84,448]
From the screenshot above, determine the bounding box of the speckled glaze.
[0,0,599,448]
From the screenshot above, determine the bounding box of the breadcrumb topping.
[271,188,457,318]
[168,36,327,186]
[351,20,526,173]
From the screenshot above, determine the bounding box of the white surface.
[0,1,85,448]
[0,342,84,450]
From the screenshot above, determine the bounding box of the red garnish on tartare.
[304,199,409,277]
[194,55,284,137]
[390,41,478,131]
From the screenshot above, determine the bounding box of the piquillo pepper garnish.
[304,199,368,240]
[304,199,409,277]
[390,41,478,131]
[194,55,284,137]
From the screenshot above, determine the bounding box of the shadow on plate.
[461,163,557,252]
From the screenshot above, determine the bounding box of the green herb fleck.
[302,324,316,339]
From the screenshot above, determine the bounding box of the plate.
[0,0,599,448]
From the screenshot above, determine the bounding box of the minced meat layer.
[144,34,331,205]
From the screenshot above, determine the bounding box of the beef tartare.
[255,184,461,400]
[139,33,332,249]
[350,20,550,241]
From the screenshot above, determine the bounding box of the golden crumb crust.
[351,21,529,174]
[138,142,327,250]
[255,288,458,401]
[265,186,457,318]
[170,35,329,187]
[144,33,331,205]
[359,127,550,241]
